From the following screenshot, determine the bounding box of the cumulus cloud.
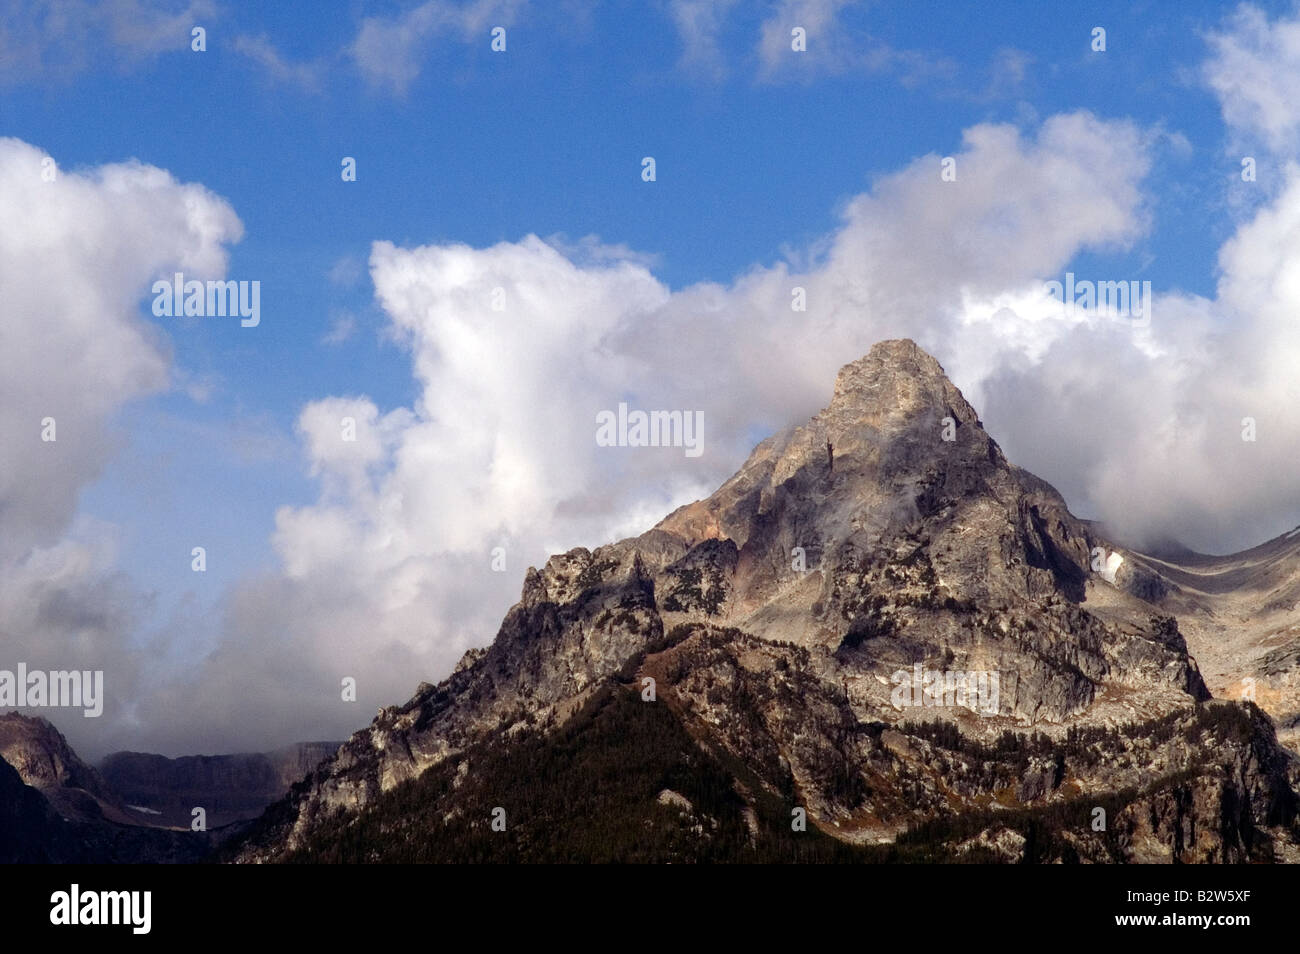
[609,111,1153,461]
[178,93,1300,753]
[0,138,242,756]
[962,4,1300,551]
[0,138,241,561]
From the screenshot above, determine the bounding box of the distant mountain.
[228,340,1300,864]
[0,712,341,861]
[0,714,211,862]
[101,742,343,829]
[1115,526,1300,751]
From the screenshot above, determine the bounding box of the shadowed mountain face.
[100,743,343,829]
[228,339,1300,864]
[0,713,128,824]
[0,714,215,862]
[0,754,76,863]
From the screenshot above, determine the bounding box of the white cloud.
[137,110,1163,754]
[0,138,242,756]
[758,0,854,71]
[21,0,1300,758]
[669,0,739,81]
[0,138,241,560]
[351,0,525,94]
[131,2,1300,749]
[19,100,1280,758]
[233,34,326,92]
[952,5,1300,550]
[756,0,952,84]
[977,46,1033,101]
[1203,4,1300,157]
[327,255,364,288]
[0,0,215,83]
[320,311,358,346]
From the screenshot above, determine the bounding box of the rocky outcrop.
[0,713,124,823]
[0,712,347,860]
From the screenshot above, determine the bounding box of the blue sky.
[6,0,1300,755]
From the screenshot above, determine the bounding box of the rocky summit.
[227,339,1300,863]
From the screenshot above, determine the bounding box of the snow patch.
[1100,551,1124,584]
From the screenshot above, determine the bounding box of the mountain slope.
[0,754,77,863]
[229,339,1300,864]
[1112,528,1300,751]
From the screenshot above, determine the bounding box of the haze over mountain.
[0,713,214,862]
[99,741,343,829]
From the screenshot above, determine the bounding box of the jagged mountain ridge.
[229,339,1299,862]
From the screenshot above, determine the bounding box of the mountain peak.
[656,337,998,558]
[826,338,981,433]
[229,337,1258,865]
[832,338,942,394]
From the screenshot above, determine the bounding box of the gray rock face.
[230,339,1298,863]
[0,713,122,822]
